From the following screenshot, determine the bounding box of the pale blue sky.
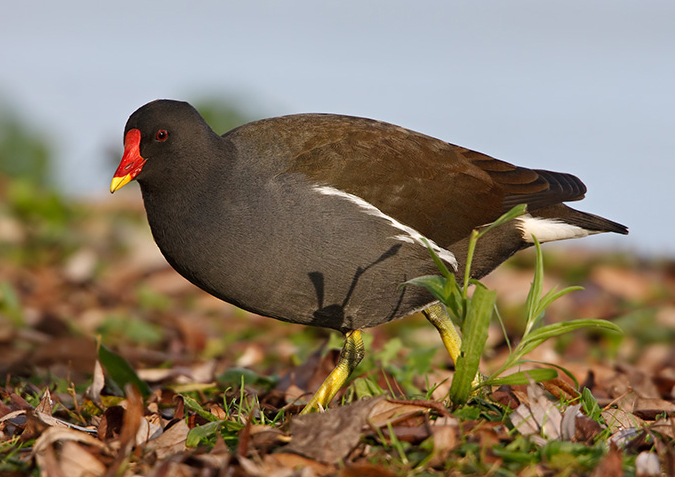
[2,1,673,255]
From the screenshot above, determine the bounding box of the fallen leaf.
[560,404,580,441]
[340,462,399,477]
[248,425,288,455]
[33,426,107,460]
[591,442,623,477]
[491,385,521,409]
[367,399,432,429]
[98,406,124,440]
[146,419,189,459]
[574,414,603,443]
[601,408,644,434]
[510,384,569,444]
[528,384,563,440]
[85,360,105,406]
[377,425,430,444]
[511,404,542,438]
[426,424,458,468]
[635,451,661,477]
[119,384,143,453]
[632,397,675,420]
[265,453,335,475]
[541,377,579,401]
[58,440,106,477]
[286,396,384,464]
[36,389,52,414]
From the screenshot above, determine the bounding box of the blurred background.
[1,6,674,464]
[1,0,673,255]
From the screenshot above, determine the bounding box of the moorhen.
[111,100,627,412]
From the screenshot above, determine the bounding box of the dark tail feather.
[534,204,629,235]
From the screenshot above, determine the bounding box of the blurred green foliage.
[192,97,252,135]
[0,102,51,186]
[0,95,254,268]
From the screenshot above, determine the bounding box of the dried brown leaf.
[651,416,675,439]
[653,368,675,399]
[33,426,107,457]
[510,384,569,444]
[574,414,603,443]
[36,444,67,477]
[22,411,50,441]
[146,419,189,459]
[85,360,105,406]
[560,404,580,441]
[426,424,458,468]
[119,384,143,452]
[528,384,562,440]
[265,453,335,475]
[247,425,287,455]
[590,442,623,477]
[98,406,124,440]
[58,440,106,477]
[511,404,541,437]
[147,460,195,477]
[286,396,384,464]
[632,397,675,420]
[541,377,579,401]
[378,425,431,444]
[36,389,52,414]
[8,390,34,411]
[237,412,253,457]
[367,399,432,428]
[174,395,185,420]
[340,463,399,477]
[209,404,227,420]
[491,385,521,409]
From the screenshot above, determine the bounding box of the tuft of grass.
[407,205,623,405]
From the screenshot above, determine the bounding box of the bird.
[111,99,628,413]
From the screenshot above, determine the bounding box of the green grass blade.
[523,237,544,336]
[534,285,584,320]
[98,344,152,397]
[521,319,622,345]
[463,230,479,296]
[516,319,622,358]
[476,204,528,239]
[444,278,465,323]
[483,368,558,387]
[182,394,219,422]
[404,275,449,303]
[519,360,581,389]
[449,284,496,404]
[421,238,453,278]
[186,421,218,447]
[581,388,602,421]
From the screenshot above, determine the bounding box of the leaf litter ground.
[1,181,675,476]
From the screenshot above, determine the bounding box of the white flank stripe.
[517,214,598,243]
[314,185,458,269]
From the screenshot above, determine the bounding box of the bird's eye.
[156,130,168,141]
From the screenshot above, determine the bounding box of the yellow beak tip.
[110,175,131,193]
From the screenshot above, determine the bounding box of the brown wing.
[232,113,588,246]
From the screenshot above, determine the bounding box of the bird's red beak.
[111,129,146,193]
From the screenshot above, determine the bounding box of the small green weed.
[407,205,622,406]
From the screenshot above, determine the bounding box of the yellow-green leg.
[423,303,462,363]
[423,302,482,388]
[300,330,365,414]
